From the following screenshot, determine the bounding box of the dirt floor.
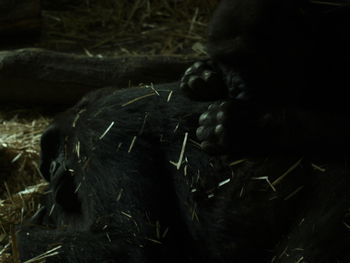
[0,0,217,261]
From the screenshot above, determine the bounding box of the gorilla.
[180,0,350,153]
[16,0,350,262]
[16,82,350,263]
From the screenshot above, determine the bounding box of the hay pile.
[0,112,50,262]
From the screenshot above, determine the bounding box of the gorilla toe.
[180,60,227,101]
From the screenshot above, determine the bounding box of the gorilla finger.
[196,126,215,141]
[184,61,205,76]
[199,111,217,126]
[188,76,205,92]
[184,66,194,76]
[180,81,189,92]
[180,74,187,83]
[201,70,216,82]
[192,61,205,70]
[236,91,250,101]
[207,102,220,111]
[214,124,225,137]
[219,101,230,108]
[216,111,227,123]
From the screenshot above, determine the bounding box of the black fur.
[17,83,350,262]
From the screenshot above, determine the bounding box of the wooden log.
[0,0,41,36]
[0,48,194,106]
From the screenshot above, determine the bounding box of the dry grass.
[0,112,51,262]
[0,112,50,196]
[38,0,218,56]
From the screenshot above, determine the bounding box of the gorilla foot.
[196,100,281,155]
[196,102,229,154]
[180,60,227,101]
